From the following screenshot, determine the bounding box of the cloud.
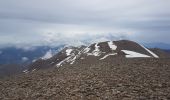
[22,57,29,62]
[0,0,170,48]
[0,51,2,54]
[41,32,131,46]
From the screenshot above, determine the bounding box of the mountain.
[26,40,169,72]
[164,50,170,54]
[150,48,170,58]
[1,40,170,99]
[144,43,170,49]
[0,45,64,78]
[0,46,64,65]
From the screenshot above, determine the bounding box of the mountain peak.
[26,40,167,72]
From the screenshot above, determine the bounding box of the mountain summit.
[25,40,168,72]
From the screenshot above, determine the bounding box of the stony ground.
[0,58,170,100]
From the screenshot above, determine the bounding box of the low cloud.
[41,32,131,46]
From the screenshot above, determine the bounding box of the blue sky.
[0,0,170,47]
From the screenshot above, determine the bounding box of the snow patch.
[87,43,101,56]
[41,50,53,60]
[56,48,86,67]
[70,56,77,64]
[56,57,69,67]
[108,41,117,50]
[56,55,76,67]
[93,43,100,56]
[83,47,90,53]
[51,62,55,64]
[140,45,159,58]
[94,43,100,52]
[23,70,29,73]
[100,53,117,60]
[121,50,151,58]
[80,57,85,59]
[32,59,37,63]
[66,49,73,56]
[32,69,36,72]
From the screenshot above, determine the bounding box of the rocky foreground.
[0,58,170,100]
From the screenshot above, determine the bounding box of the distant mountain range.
[0,45,64,65]
[0,45,64,77]
[143,43,170,49]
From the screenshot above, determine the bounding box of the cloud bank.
[0,0,170,47]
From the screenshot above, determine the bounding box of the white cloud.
[40,32,132,46]
[41,50,53,60]
[22,57,29,62]
[0,0,170,46]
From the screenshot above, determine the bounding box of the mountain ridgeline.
[25,40,170,72]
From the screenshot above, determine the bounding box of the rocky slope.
[0,58,170,99]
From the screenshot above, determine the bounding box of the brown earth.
[0,58,170,100]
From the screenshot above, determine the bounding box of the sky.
[0,0,170,47]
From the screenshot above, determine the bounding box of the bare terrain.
[0,58,170,100]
